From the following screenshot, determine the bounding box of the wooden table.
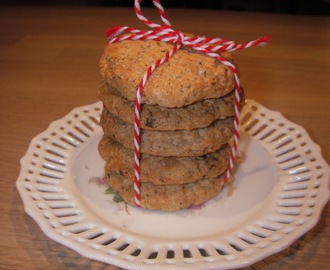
[1,5,329,270]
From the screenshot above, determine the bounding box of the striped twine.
[106,0,270,207]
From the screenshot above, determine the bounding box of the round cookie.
[106,173,225,211]
[98,136,231,185]
[98,83,237,131]
[99,39,235,108]
[100,109,234,157]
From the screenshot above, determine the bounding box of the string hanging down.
[105,0,270,207]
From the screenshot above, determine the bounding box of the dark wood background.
[1,0,329,16]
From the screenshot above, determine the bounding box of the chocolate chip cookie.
[98,83,237,131]
[100,109,234,157]
[99,39,235,107]
[98,136,230,185]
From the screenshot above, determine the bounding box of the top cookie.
[99,40,235,108]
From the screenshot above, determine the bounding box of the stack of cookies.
[98,39,239,211]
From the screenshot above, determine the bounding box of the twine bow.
[105,0,270,207]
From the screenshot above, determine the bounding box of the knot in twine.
[105,0,271,208]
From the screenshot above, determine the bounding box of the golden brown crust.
[98,136,230,185]
[99,40,235,108]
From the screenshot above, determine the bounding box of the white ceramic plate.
[16,100,329,270]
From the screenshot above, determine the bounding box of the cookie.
[99,39,235,108]
[106,173,225,211]
[100,109,234,157]
[98,83,237,131]
[98,136,231,185]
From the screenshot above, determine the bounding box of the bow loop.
[134,0,171,29]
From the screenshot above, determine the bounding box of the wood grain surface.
[0,6,329,270]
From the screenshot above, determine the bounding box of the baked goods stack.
[97,39,238,211]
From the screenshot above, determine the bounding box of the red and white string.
[105,0,270,207]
